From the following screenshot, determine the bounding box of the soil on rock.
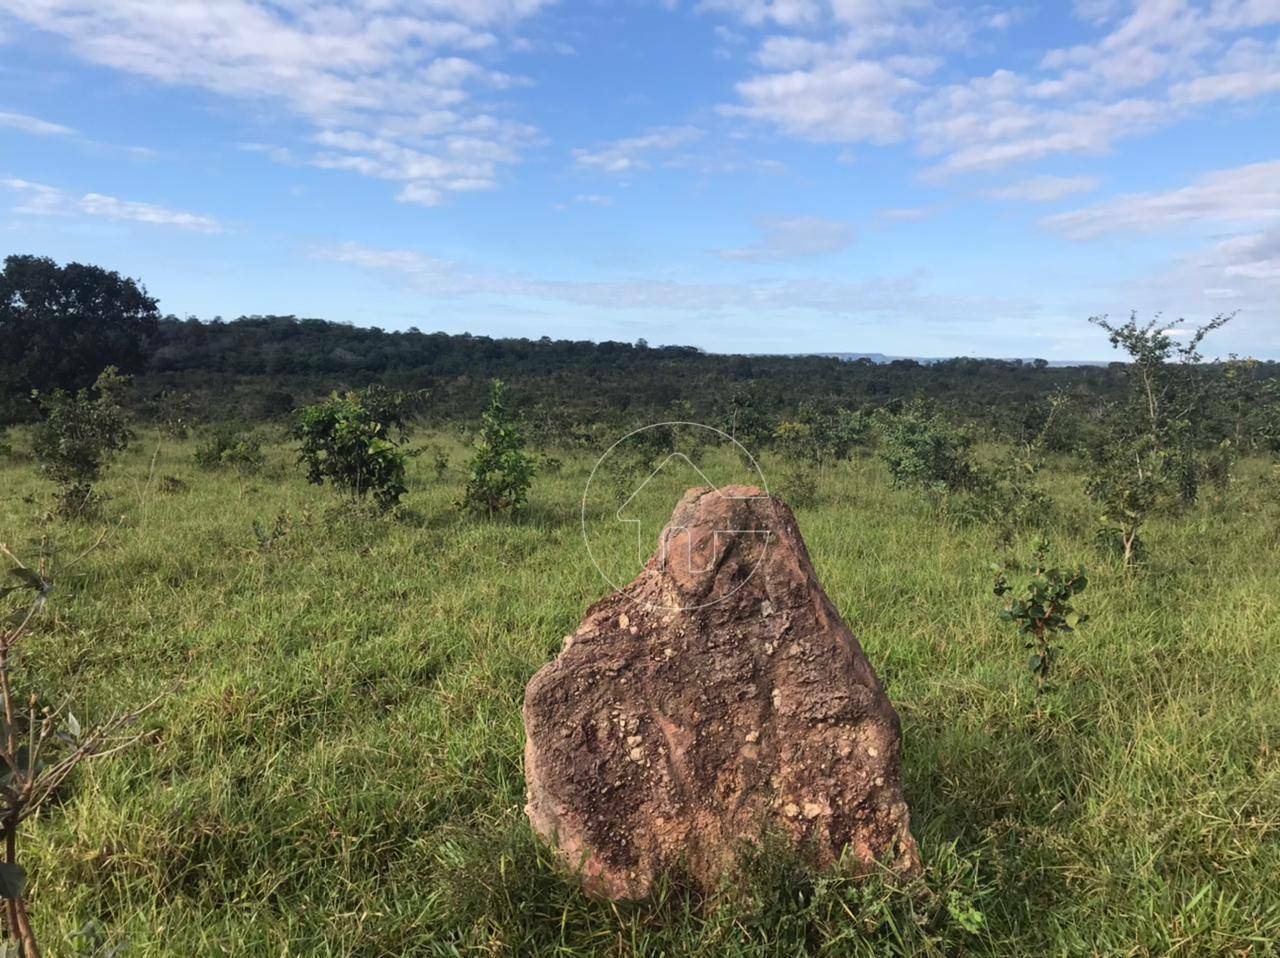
[524,485,920,900]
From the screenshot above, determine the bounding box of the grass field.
[1,432,1278,956]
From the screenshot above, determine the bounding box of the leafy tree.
[1086,313,1233,557]
[718,383,773,451]
[876,404,979,495]
[1085,437,1160,566]
[0,255,159,406]
[993,539,1088,691]
[461,380,536,515]
[294,386,414,510]
[31,368,132,518]
[1090,312,1232,450]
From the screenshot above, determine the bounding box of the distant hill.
[813,352,1109,368]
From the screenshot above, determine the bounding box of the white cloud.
[706,1,1280,175]
[314,239,1037,319]
[697,0,823,28]
[0,1,553,205]
[573,194,613,206]
[724,58,925,143]
[986,175,1102,202]
[2,177,223,232]
[572,126,704,174]
[1044,161,1280,239]
[719,215,855,261]
[1207,230,1280,281]
[0,110,73,136]
[1169,36,1280,103]
[878,206,932,221]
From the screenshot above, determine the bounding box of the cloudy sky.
[1,0,1278,359]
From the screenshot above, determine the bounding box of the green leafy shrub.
[993,539,1088,690]
[796,401,869,464]
[194,425,265,475]
[1202,438,1236,501]
[460,380,536,516]
[31,367,132,517]
[777,465,819,508]
[1085,438,1160,566]
[876,404,979,496]
[773,420,817,464]
[718,383,773,451]
[425,443,450,478]
[773,421,821,507]
[294,387,414,511]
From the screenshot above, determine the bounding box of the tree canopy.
[0,254,159,405]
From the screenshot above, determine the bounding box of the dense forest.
[4,253,1280,454]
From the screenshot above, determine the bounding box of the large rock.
[523,485,920,899]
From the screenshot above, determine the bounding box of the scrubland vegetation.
[2,254,1279,955]
[1,429,1277,955]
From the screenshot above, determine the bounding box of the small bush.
[777,464,819,508]
[425,443,450,478]
[294,387,416,511]
[194,426,264,475]
[876,404,978,496]
[993,538,1088,691]
[1085,438,1161,566]
[460,380,536,516]
[31,367,132,518]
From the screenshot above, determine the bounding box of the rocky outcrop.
[524,485,919,899]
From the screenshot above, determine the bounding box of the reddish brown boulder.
[523,485,920,899]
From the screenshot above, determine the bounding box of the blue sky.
[1,1,1278,359]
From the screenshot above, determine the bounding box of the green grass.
[1,434,1278,956]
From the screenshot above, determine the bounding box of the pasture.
[1,433,1278,956]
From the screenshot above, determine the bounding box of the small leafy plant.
[773,421,820,507]
[992,539,1088,691]
[1085,438,1160,566]
[31,367,132,519]
[460,380,536,516]
[294,387,416,511]
[194,426,264,476]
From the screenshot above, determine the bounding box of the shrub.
[31,367,132,518]
[425,443,450,478]
[1085,438,1160,566]
[876,404,978,495]
[460,380,536,516]
[993,539,1088,691]
[797,401,869,464]
[777,464,819,508]
[294,387,415,511]
[194,426,265,475]
[773,420,817,465]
